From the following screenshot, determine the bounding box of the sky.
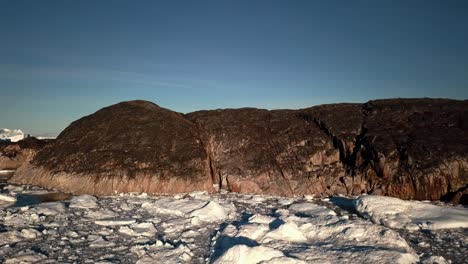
[1,0,467,136]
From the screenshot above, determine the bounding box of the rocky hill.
[9,98,468,204]
[10,100,213,195]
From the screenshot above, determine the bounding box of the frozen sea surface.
[0,180,466,263]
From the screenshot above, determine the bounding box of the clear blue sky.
[1,0,467,136]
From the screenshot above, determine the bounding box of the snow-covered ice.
[69,194,99,209]
[0,194,16,208]
[0,180,467,263]
[354,195,468,230]
[213,245,285,264]
[210,200,419,264]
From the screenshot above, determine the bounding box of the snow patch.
[190,201,234,225]
[354,195,468,230]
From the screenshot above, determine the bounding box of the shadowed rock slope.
[10,100,214,195]
[0,137,51,170]
[10,99,468,203]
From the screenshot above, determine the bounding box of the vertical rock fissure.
[266,113,295,195]
[191,120,219,190]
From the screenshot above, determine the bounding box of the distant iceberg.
[0,128,25,142]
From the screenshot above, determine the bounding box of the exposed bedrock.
[10,100,214,195]
[10,99,468,204]
[187,108,346,197]
[0,137,51,170]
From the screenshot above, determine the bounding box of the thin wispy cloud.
[0,64,197,90]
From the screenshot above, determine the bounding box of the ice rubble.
[0,184,466,263]
[211,201,419,264]
[69,194,99,209]
[354,195,468,230]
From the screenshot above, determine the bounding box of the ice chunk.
[261,256,307,264]
[95,219,136,226]
[4,250,47,264]
[0,231,23,246]
[213,245,284,264]
[0,229,41,246]
[134,243,193,264]
[85,209,118,219]
[190,201,233,225]
[421,255,449,264]
[141,198,206,216]
[248,214,276,225]
[288,202,336,217]
[0,193,16,202]
[89,237,116,248]
[289,246,419,264]
[119,222,157,237]
[0,193,16,207]
[262,222,307,243]
[69,195,98,209]
[354,195,468,230]
[236,224,270,241]
[33,202,66,216]
[20,228,41,239]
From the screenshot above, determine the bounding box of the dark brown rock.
[9,98,468,204]
[187,108,346,197]
[10,100,214,195]
[355,99,468,202]
[0,137,50,170]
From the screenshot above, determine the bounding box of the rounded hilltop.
[11,100,214,195]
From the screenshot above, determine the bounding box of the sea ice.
[213,245,285,264]
[0,193,16,207]
[141,198,206,216]
[190,201,234,225]
[4,250,46,264]
[119,222,157,237]
[95,219,136,226]
[211,202,419,264]
[69,195,98,209]
[354,195,468,230]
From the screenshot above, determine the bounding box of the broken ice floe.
[0,183,467,263]
[210,201,419,264]
[354,195,468,230]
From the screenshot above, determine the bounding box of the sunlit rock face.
[10,100,214,195]
[186,108,347,197]
[10,99,468,203]
[298,99,468,204]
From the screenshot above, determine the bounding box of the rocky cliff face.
[9,99,468,203]
[0,137,50,170]
[301,99,468,204]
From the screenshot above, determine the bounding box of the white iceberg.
[0,128,25,142]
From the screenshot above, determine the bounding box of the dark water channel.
[0,170,72,207]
